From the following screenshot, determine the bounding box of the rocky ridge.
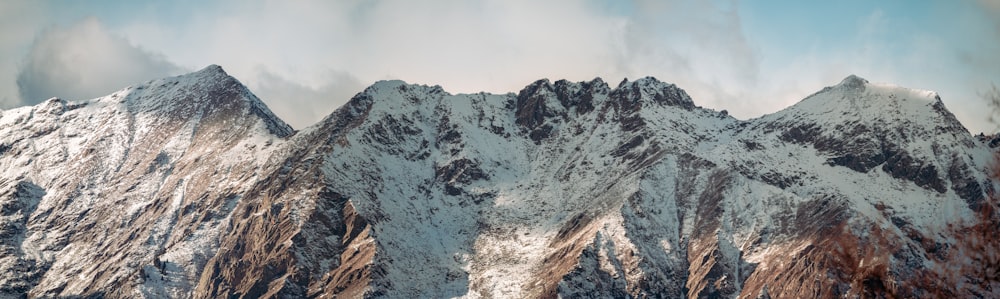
[0,66,995,298]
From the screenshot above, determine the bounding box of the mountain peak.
[117,65,294,137]
[839,74,868,89]
[202,64,225,73]
[612,76,695,109]
[631,76,665,86]
[181,64,234,86]
[774,74,957,125]
[164,64,231,84]
[521,79,554,96]
[369,79,408,90]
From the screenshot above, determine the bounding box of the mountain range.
[0,65,996,298]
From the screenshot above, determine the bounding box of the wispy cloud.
[0,0,46,107]
[252,67,363,129]
[112,0,761,127]
[16,18,183,104]
[964,0,1000,75]
[1,0,997,132]
[610,0,761,115]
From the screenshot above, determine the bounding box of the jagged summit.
[367,79,412,90]
[613,76,695,109]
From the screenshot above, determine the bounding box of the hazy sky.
[1,0,998,132]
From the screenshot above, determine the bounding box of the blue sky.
[1,0,998,132]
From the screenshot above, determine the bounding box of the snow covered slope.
[0,65,292,297]
[0,68,995,298]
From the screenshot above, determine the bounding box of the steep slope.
[194,75,994,298]
[0,68,995,298]
[671,75,991,298]
[0,65,292,297]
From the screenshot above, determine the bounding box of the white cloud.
[16,18,184,104]
[251,67,364,129]
[111,0,766,127]
[109,0,637,127]
[0,0,47,108]
[2,0,995,132]
[611,0,763,116]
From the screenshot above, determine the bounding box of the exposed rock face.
[0,68,995,298]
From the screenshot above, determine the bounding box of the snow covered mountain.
[0,66,995,298]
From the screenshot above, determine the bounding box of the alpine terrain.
[0,65,996,298]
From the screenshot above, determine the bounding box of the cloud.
[4,0,995,132]
[979,0,1000,18]
[0,0,47,108]
[110,0,762,124]
[311,0,627,92]
[611,0,762,114]
[109,0,635,126]
[251,68,364,129]
[965,0,1000,72]
[16,18,183,104]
